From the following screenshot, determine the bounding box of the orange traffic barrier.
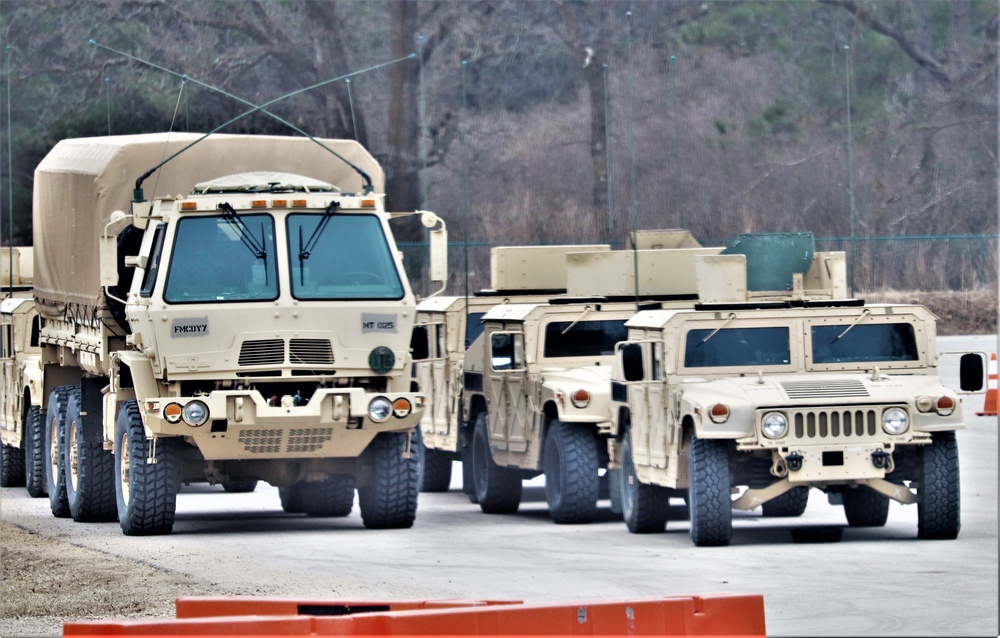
[175,597,519,619]
[64,594,766,636]
[977,352,998,416]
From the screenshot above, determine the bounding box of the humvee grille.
[781,380,869,399]
[239,339,284,366]
[289,339,334,365]
[791,409,879,440]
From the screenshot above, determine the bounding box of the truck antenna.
[89,40,415,201]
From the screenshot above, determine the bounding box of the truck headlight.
[368,397,392,423]
[761,412,788,439]
[182,400,209,427]
[882,408,909,435]
[571,389,591,408]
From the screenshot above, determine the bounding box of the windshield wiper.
[218,202,269,284]
[561,305,593,334]
[834,308,872,341]
[701,313,737,344]
[298,200,340,284]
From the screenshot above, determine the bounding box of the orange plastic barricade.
[64,594,766,636]
[175,598,519,619]
[977,352,998,416]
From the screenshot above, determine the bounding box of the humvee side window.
[30,315,40,348]
[543,319,629,358]
[811,323,918,364]
[620,343,644,382]
[410,325,431,360]
[684,327,790,368]
[491,332,523,371]
[466,312,486,348]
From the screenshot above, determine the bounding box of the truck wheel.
[65,386,117,522]
[45,386,71,518]
[1,411,26,486]
[24,406,46,497]
[620,429,670,533]
[302,476,355,517]
[917,431,960,540]
[761,486,810,518]
[543,420,599,524]
[688,435,732,547]
[115,400,179,536]
[472,412,521,514]
[222,479,259,493]
[279,484,305,513]
[842,486,889,527]
[358,431,420,529]
[421,448,453,493]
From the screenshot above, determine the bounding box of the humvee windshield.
[811,323,918,363]
[543,319,628,358]
[684,327,791,368]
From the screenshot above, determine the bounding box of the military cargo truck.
[0,247,45,493]
[29,133,446,535]
[610,234,984,546]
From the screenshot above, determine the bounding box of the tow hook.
[785,452,804,472]
[871,449,890,469]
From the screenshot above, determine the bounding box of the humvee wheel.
[45,386,71,518]
[0,420,26,486]
[358,431,420,529]
[279,484,305,513]
[543,420,599,524]
[688,435,732,547]
[620,429,670,533]
[65,386,117,522]
[460,436,478,503]
[301,476,355,517]
[472,412,521,514]
[114,400,179,536]
[761,486,810,518]
[24,406,46,497]
[421,448,453,493]
[842,486,889,527]
[222,479,259,493]
[917,431,960,540]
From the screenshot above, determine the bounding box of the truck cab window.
[140,224,166,298]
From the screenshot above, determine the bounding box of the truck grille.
[781,380,869,399]
[790,408,879,441]
[238,427,334,454]
[238,339,284,366]
[289,339,334,365]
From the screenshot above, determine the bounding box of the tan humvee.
[26,133,446,535]
[0,247,45,494]
[610,235,984,545]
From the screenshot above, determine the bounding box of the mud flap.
[607,467,623,514]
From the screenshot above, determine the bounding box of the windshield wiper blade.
[701,313,737,344]
[298,200,340,261]
[834,308,872,341]
[218,202,268,259]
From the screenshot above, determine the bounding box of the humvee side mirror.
[410,326,430,361]
[622,343,644,382]
[959,353,985,393]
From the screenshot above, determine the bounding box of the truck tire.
[1,427,26,487]
[221,479,259,493]
[302,476,355,517]
[688,435,732,547]
[65,386,117,522]
[620,429,670,534]
[761,486,810,518]
[842,486,889,527]
[543,420,599,524]
[115,400,179,536]
[420,448,453,493]
[24,406,46,497]
[358,431,420,529]
[472,412,521,514]
[917,431,960,540]
[45,386,71,518]
[279,484,305,514]
[460,435,478,503]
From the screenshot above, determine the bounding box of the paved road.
[2,335,997,636]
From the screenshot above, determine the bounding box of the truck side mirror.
[959,353,985,393]
[621,343,644,382]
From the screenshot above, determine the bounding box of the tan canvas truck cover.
[32,133,383,322]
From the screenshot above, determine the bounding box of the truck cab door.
[487,330,527,452]
[412,320,449,436]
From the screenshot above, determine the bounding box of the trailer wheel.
[761,486,810,518]
[358,430,420,529]
[688,435,732,547]
[620,429,670,533]
[65,386,117,522]
[24,406,46,497]
[472,412,521,514]
[221,479,259,493]
[301,476,355,517]
[543,420,599,524]
[917,431,960,540]
[420,448,453,493]
[842,486,889,527]
[45,386,71,518]
[279,484,304,514]
[115,400,179,536]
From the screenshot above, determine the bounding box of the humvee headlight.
[571,389,591,408]
[163,402,183,424]
[182,400,209,427]
[935,396,955,416]
[882,408,909,435]
[708,403,730,424]
[392,398,412,418]
[761,412,788,439]
[368,397,392,423]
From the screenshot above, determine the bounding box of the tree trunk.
[585,46,611,238]
[387,0,421,215]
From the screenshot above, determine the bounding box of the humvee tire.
[461,438,478,503]
[0,435,25,487]
[45,386,71,518]
[115,400,179,536]
[359,431,420,529]
[620,428,670,533]
[842,486,890,527]
[421,448,453,493]
[222,478,259,493]
[688,435,732,547]
[917,431,960,540]
[279,484,305,513]
[472,412,521,514]
[65,386,117,522]
[543,420,599,524]
[761,486,810,518]
[24,406,46,497]
[302,476,355,517]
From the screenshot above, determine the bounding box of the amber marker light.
[361,199,376,208]
[393,398,412,418]
[292,199,307,207]
[180,201,197,210]
[936,396,955,416]
[272,199,287,208]
[251,199,267,208]
[571,389,591,408]
[709,403,730,424]
[163,402,183,424]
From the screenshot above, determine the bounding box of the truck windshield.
[163,215,278,303]
[288,213,405,300]
[543,319,628,358]
[684,327,791,368]
[811,323,918,363]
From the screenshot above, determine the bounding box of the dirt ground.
[861,288,998,336]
